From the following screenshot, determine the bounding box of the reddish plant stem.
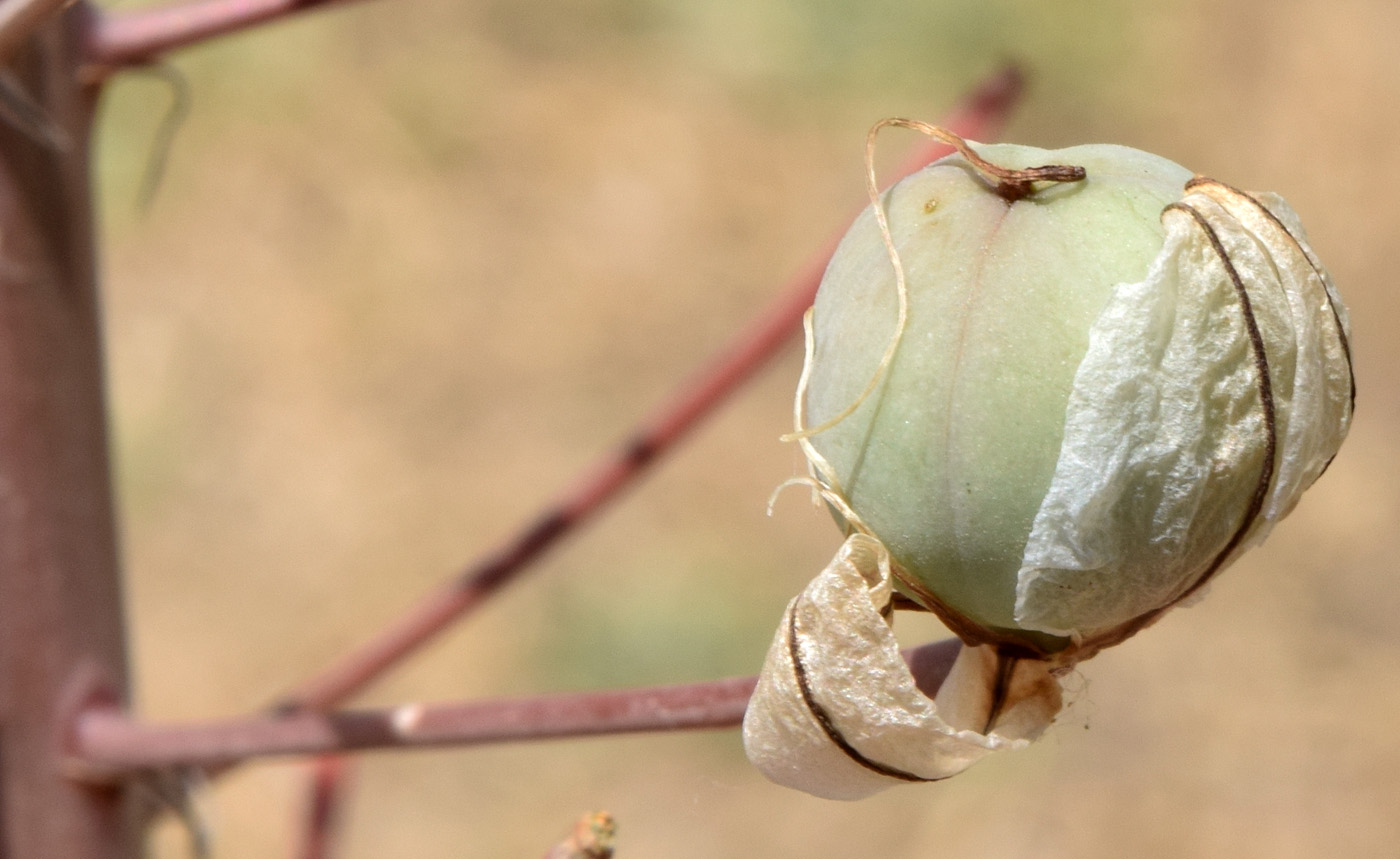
[0,9,137,857]
[296,756,352,859]
[82,0,364,67]
[72,639,961,774]
[274,65,1023,715]
[78,677,760,773]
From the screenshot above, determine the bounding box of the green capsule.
[798,136,1353,655]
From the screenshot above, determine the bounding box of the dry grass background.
[91,0,1400,856]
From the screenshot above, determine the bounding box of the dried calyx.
[744,122,1354,800]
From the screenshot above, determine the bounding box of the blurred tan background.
[92,0,1400,856]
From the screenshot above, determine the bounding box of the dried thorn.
[125,61,192,214]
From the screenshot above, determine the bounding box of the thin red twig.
[273,65,1025,715]
[75,677,759,773]
[70,640,961,774]
[82,0,364,67]
[295,756,351,859]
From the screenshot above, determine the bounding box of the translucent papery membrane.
[1015,183,1353,640]
[743,534,1062,800]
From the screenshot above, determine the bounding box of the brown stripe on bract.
[1186,176,1356,417]
[1074,199,1285,661]
[1161,201,1278,604]
[785,597,941,784]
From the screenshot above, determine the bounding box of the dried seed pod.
[744,122,1354,798]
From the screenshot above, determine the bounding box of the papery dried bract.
[1016,182,1354,639]
[742,533,1061,800]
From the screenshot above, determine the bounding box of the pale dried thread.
[781,119,1088,447]
[784,309,850,505]
[767,476,872,540]
[780,120,913,444]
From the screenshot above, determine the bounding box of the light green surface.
[806,144,1192,640]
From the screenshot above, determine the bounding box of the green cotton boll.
[800,142,1353,655]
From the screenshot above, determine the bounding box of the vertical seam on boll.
[1162,201,1278,605]
[938,205,1015,562]
[784,598,942,783]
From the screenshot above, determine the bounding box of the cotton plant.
[743,120,1355,800]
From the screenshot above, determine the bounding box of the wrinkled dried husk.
[743,534,1062,800]
[1016,181,1354,640]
